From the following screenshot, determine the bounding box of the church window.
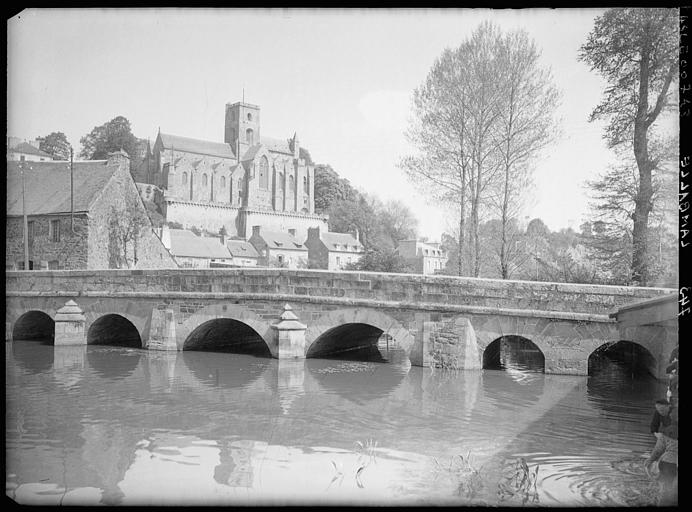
[303,176,308,193]
[203,174,208,187]
[289,175,295,193]
[278,172,284,190]
[221,176,226,188]
[182,171,188,184]
[259,156,269,189]
[247,112,253,121]
[246,128,254,145]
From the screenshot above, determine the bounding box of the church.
[146,100,329,241]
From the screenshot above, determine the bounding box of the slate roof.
[159,133,237,160]
[226,239,260,259]
[6,159,117,216]
[10,142,53,158]
[320,231,363,251]
[257,230,306,250]
[241,144,263,162]
[262,136,293,156]
[168,229,232,259]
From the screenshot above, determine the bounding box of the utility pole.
[21,162,30,270]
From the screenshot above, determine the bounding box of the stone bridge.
[5,269,677,377]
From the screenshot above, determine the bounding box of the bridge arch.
[305,308,415,359]
[87,314,143,348]
[482,335,545,372]
[588,340,658,378]
[12,310,55,342]
[178,303,274,354]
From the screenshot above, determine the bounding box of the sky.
[6,8,678,241]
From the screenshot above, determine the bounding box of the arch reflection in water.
[181,351,270,390]
[587,341,663,411]
[307,323,396,361]
[10,339,55,374]
[87,346,143,380]
[87,314,142,348]
[183,319,271,357]
[483,335,545,373]
[13,310,55,342]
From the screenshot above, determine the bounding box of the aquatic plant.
[497,457,539,505]
[354,438,378,488]
[433,451,485,500]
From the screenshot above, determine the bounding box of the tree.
[376,199,418,249]
[36,131,72,160]
[345,247,414,273]
[579,8,678,285]
[107,196,149,269]
[80,116,139,160]
[313,164,357,213]
[401,22,559,277]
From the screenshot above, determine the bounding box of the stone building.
[398,239,448,275]
[304,227,364,270]
[248,226,308,269]
[161,227,234,268]
[6,151,177,270]
[226,239,260,267]
[146,101,328,242]
[7,137,53,162]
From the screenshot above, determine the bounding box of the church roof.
[158,133,236,160]
[226,239,260,259]
[168,229,232,259]
[6,159,117,216]
[10,141,53,158]
[262,136,293,156]
[320,231,363,251]
[241,144,263,162]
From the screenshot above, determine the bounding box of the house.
[397,239,448,275]
[6,151,176,270]
[304,227,364,270]
[161,227,234,268]
[248,225,308,268]
[7,137,54,162]
[226,239,260,267]
[142,100,328,241]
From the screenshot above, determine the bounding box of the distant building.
[144,100,328,241]
[226,239,260,267]
[161,227,234,268]
[6,151,176,270]
[304,227,364,270]
[398,239,448,275]
[248,225,307,269]
[7,137,53,162]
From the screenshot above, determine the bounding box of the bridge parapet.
[6,269,673,316]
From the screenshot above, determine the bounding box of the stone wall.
[6,215,89,270]
[165,200,241,238]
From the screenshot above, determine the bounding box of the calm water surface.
[6,340,666,506]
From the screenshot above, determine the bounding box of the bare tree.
[579,8,678,285]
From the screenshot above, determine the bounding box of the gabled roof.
[158,132,237,160]
[226,239,260,258]
[168,229,232,259]
[6,160,117,216]
[255,230,306,251]
[10,142,53,158]
[320,231,363,251]
[241,144,263,162]
[262,136,293,156]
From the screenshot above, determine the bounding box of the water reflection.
[6,341,669,506]
[483,335,545,372]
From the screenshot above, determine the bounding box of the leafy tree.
[376,199,418,249]
[579,8,678,285]
[345,247,414,273]
[80,116,139,160]
[107,196,149,269]
[313,164,358,213]
[167,221,183,229]
[36,131,72,160]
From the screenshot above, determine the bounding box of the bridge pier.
[270,304,307,359]
[54,300,87,346]
[147,308,178,351]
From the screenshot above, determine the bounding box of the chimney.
[307,226,319,241]
[288,228,296,237]
[220,232,226,246]
[160,224,171,249]
[107,149,130,171]
[252,225,261,237]
[352,228,360,243]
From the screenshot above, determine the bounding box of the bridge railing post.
[270,304,307,360]
[54,300,87,346]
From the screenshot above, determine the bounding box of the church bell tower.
[225,101,261,158]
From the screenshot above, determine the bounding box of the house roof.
[168,229,232,259]
[159,133,237,160]
[10,142,53,158]
[226,239,260,258]
[6,159,117,216]
[320,231,363,251]
[256,230,306,250]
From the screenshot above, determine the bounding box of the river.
[5,339,667,506]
